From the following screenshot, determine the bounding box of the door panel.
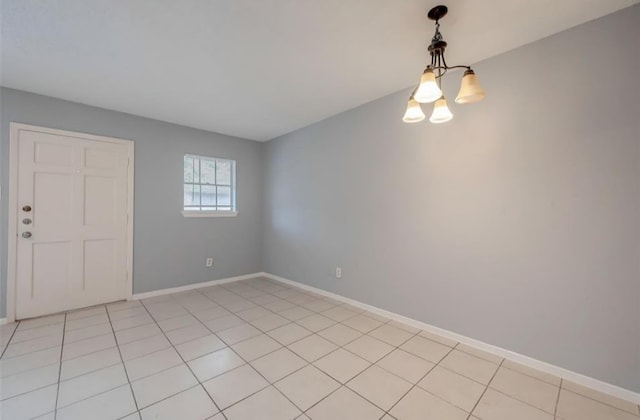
[15,127,131,319]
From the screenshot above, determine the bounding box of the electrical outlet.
[335,267,342,279]
[206,257,214,267]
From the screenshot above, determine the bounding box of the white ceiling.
[1,0,636,141]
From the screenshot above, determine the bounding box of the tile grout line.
[380,341,459,418]
[53,312,67,420]
[105,304,142,417]
[213,278,480,417]
[0,321,21,359]
[299,323,424,416]
[466,357,505,419]
[554,378,563,419]
[138,299,227,419]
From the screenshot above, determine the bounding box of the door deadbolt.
[22,232,32,238]
[22,205,32,212]
[22,218,32,225]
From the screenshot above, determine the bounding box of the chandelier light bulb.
[402,96,426,123]
[402,5,485,124]
[455,69,485,104]
[414,68,442,103]
[429,97,453,124]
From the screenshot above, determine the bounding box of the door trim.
[7,123,135,322]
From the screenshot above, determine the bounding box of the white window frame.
[182,154,237,218]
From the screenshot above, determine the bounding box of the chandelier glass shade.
[403,5,485,124]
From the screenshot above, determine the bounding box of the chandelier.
[403,5,485,124]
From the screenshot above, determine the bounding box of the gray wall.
[0,88,264,317]
[263,6,640,392]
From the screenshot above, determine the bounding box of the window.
[183,154,237,217]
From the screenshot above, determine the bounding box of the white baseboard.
[0,317,12,325]
[130,272,263,300]
[262,272,640,405]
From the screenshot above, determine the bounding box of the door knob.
[22,205,32,212]
[22,218,32,225]
[22,232,32,238]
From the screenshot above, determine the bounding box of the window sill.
[181,211,238,218]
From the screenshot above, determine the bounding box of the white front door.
[13,125,133,319]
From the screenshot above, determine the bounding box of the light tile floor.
[1,277,639,420]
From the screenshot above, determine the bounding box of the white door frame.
[6,123,135,322]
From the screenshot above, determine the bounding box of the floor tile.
[56,384,136,420]
[343,335,394,363]
[231,334,282,361]
[236,307,272,322]
[418,330,458,347]
[250,313,291,332]
[115,323,162,345]
[418,365,485,412]
[203,364,269,409]
[387,320,420,334]
[192,306,231,322]
[125,347,183,381]
[490,366,559,413]
[57,363,128,408]
[223,386,301,420]
[501,360,561,386]
[556,389,639,420]
[145,303,188,321]
[188,347,245,382]
[204,315,246,332]
[0,383,58,420]
[346,365,412,411]
[275,365,340,410]
[457,343,504,364]
[17,314,64,331]
[390,386,468,420]
[60,347,122,381]
[377,348,435,383]
[306,386,384,420]
[65,305,106,321]
[3,333,63,359]
[341,314,384,333]
[288,334,337,362]
[250,347,307,382]
[65,313,110,331]
[400,335,452,363]
[140,385,218,420]
[165,324,211,345]
[369,324,414,346]
[314,348,370,384]
[131,364,198,409]
[175,334,227,361]
[267,323,312,345]
[562,380,639,414]
[317,323,361,346]
[118,334,171,361]
[108,306,148,322]
[473,389,553,420]
[62,333,116,360]
[439,349,499,384]
[0,346,61,378]
[63,322,112,344]
[10,323,63,344]
[0,363,60,400]
[262,299,297,313]
[302,299,337,312]
[321,306,358,322]
[217,323,262,345]
[111,313,154,331]
[295,314,336,332]
[278,306,314,321]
